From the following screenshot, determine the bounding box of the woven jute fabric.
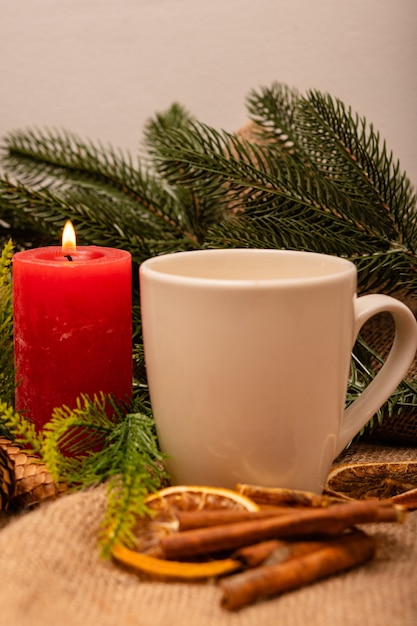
[0,443,416,626]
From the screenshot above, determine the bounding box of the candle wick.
[64,254,73,262]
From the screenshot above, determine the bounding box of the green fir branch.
[43,393,167,556]
[144,105,228,242]
[348,336,417,435]
[40,393,119,480]
[246,83,416,241]
[98,410,168,556]
[147,116,377,232]
[246,82,304,152]
[296,90,415,240]
[0,176,80,246]
[1,127,201,249]
[351,247,417,294]
[0,399,43,453]
[0,240,15,414]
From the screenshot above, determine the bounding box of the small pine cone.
[0,444,15,510]
[0,437,66,509]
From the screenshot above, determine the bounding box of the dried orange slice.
[325,461,417,509]
[145,485,260,514]
[111,485,259,580]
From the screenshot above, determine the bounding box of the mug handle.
[337,294,417,455]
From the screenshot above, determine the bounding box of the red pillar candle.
[12,225,132,429]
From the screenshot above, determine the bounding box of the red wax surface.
[13,246,132,429]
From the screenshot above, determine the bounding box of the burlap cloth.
[0,443,416,626]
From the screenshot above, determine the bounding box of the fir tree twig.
[0,240,15,418]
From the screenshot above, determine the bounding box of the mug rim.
[139,248,356,287]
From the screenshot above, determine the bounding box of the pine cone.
[0,437,66,509]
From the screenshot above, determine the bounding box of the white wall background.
[1,0,416,184]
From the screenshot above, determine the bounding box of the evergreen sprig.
[1,391,168,553]
[41,393,168,555]
[298,91,417,242]
[98,410,168,556]
[0,398,43,453]
[0,240,14,420]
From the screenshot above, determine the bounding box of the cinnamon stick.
[233,537,334,568]
[233,540,283,567]
[176,507,299,531]
[374,502,407,523]
[160,500,404,560]
[220,529,376,611]
[237,484,346,507]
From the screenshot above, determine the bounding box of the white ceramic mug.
[140,249,417,492]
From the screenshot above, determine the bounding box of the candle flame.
[62,220,76,252]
